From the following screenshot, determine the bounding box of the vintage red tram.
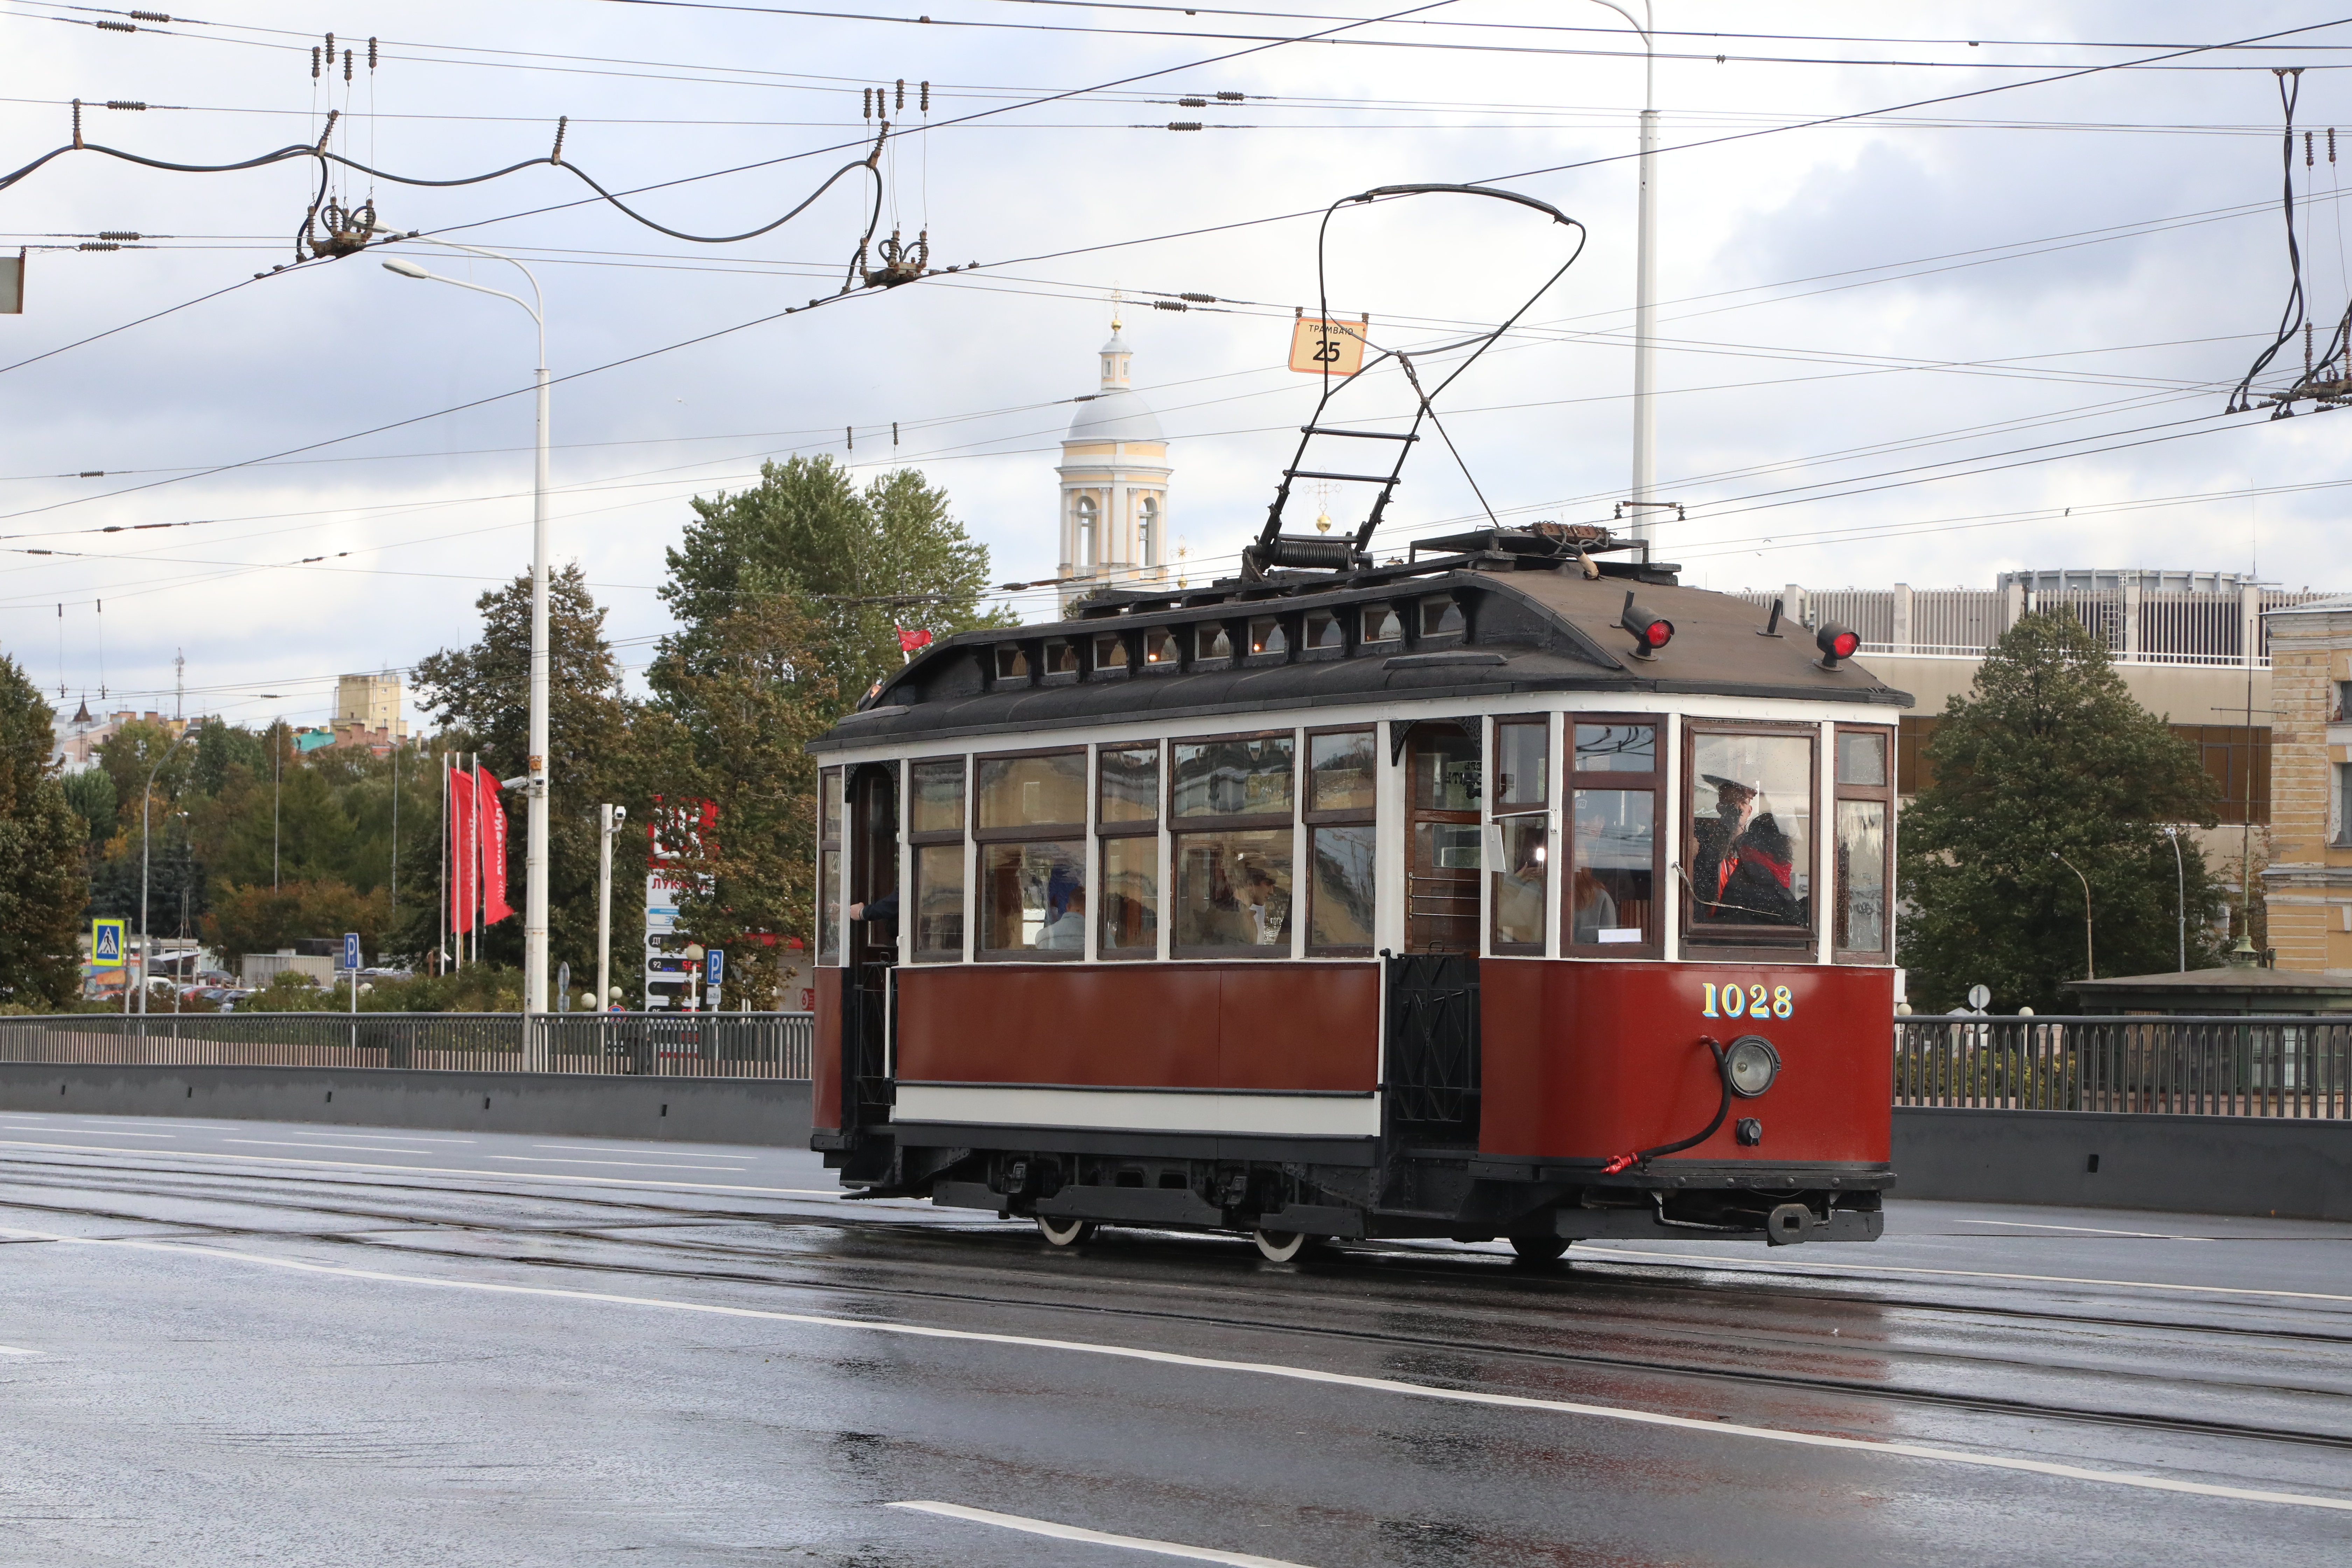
[806,525,1911,1260]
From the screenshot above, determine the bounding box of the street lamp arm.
[1581,0,1654,103]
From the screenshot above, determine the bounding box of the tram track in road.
[10,1153,2352,1463]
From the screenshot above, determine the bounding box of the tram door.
[839,763,899,1140]
[1388,723,1482,1147]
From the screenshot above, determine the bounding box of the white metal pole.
[525,359,551,1017]
[596,804,615,1017]
[1588,1,1660,543]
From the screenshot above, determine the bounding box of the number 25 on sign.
[1289,311,1369,376]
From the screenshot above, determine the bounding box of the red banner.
[479,769,514,925]
[448,767,477,934]
[896,624,933,653]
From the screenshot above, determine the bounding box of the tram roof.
[812,552,1913,754]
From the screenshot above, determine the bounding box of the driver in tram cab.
[846,890,899,948]
[1240,866,1289,945]
[1693,775,1799,925]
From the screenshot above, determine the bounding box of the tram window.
[912,845,966,960]
[1304,609,1344,651]
[1174,734,1294,818]
[818,767,844,966]
[979,840,1086,957]
[1491,816,1548,951]
[1308,730,1377,814]
[1494,719,1548,809]
[1685,727,1815,945]
[1173,829,1293,955]
[1309,825,1376,952]
[1413,736,1480,810]
[1044,640,1079,675]
[1092,632,1130,674]
[977,752,1086,831]
[1248,617,1288,657]
[1419,595,1465,638]
[1196,623,1233,661]
[1143,627,1177,665]
[1834,724,1895,960]
[1360,603,1402,645]
[1574,722,1654,772]
[1098,744,1160,825]
[1306,727,1376,956]
[1099,836,1158,957]
[1838,729,1888,788]
[909,759,965,835]
[1564,714,1661,956]
[1570,791,1654,947]
[994,645,1030,680]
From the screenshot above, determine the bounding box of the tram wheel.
[1509,1235,1570,1263]
[1253,1228,1310,1264]
[1036,1215,1098,1248]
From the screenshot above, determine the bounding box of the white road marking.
[224,1139,457,1156]
[7,1225,2348,1516]
[0,1345,40,1356]
[484,1156,749,1171]
[532,1144,744,1158]
[0,1139,847,1198]
[890,1501,1317,1566]
[1570,1245,2352,1305]
[1951,1219,2185,1239]
[39,1130,176,1138]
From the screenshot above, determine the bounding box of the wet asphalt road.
[1,1111,2348,1567]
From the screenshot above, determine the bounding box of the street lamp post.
[596,804,625,1024]
[1586,0,1661,543]
[383,244,553,1019]
[2051,850,2095,981]
[2163,826,2186,971]
[138,721,202,1020]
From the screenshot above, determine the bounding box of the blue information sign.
[342,932,361,972]
[90,918,126,968]
[705,948,725,987]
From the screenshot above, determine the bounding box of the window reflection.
[1836,799,1887,952]
[1172,735,1294,817]
[1100,836,1158,954]
[1571,789,1653,945]
[1837,730,1887,788]
[1419,595,1464,637]
[1309,730,1376,812]
[1495,721,1547,808]
[1248,617,1287,656]
[1196,623,1233,660]
[980,840,1086,953]
[978,753,1086,830]
[1688,733,1812,931]
[913,844,965,958]
[1309,825,1375,951]
[1492,817,1547,948]
[1174,829,1292,951]
[1304,609,1343,650]
[909,759,964,834]
[1574,723,1654,772]
[1098,745,1159,825]
[1360,603,1401,644]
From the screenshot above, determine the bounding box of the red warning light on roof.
[1816,622,1862,669]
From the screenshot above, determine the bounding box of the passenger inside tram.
[1693,775,1804,925]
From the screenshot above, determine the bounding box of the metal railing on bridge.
[1894,1014,2352,1119]
[0,1012,814,1079]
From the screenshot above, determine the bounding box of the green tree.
[61,768,114,844]
[412,565,633,982]
[662,457,1010,714]
[0,655,87,1007]
[642,590,836,1004]
[1898,612,2231,1013]
[202,878,386,963]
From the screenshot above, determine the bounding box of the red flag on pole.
[448,767,477,934]
[478,769,514,925]
[896,624,932,653]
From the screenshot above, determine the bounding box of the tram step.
[1033,1184,1228,1228]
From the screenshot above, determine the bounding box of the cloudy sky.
[5,1,2350,733]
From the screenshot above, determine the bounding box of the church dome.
[1067,387,1164,444]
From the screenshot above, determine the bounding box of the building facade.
[2262,595,2352,974]
[1056,318,1171,608]
[332,671,407,750]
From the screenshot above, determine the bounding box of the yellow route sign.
[1289,312,1369,376]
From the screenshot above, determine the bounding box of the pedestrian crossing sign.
[90,918,126,968]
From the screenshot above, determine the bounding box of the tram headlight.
[1724,1034,1782,1098]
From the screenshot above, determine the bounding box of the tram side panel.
[811,966,844,1135]
[893,962,1381,1102]
[1479,960,1893,1167]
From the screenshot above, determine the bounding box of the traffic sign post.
[705,948,724,1013]
[345,932,362,1016]
[90,918,125,1007]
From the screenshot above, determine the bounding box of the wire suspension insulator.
[920,80,929,112]
[1179,291,1216,302]
[97,231,140,241]
[550,115,568,164]
[2307,130,2315,167]
[343,48,353,83]
[368,36,378,71]
[2333,127,2339,163]
[95,18,135,31]
[1178,96,1206,107]
[129,9,171,19]
[325,32,334,61]
[78,241,120,251]
[1167,122,1203,132]
[895,79,905,111]
[314,108,338,155]
[71,98,82,149]
[1152,300,1186,311]
[1217,90,1245,101]
[311,46,320,79]
[862,88,872,120]
[105,101,147,111]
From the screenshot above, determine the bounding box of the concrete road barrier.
[1893,1106,2352,1221]
[0,1063,811,1149]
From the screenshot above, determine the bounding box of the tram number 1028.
[1701,981,1794,1020]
